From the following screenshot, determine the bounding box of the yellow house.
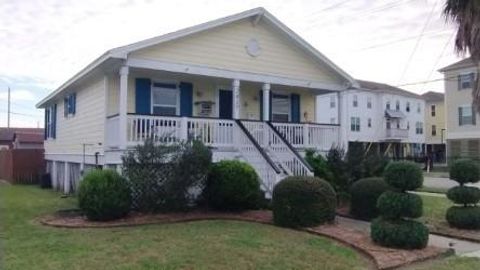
[421,91,446,163]
[36,7,358,194]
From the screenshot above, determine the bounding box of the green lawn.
[419,194,453,227]
[410,256,480,270]
[0,185,370,270]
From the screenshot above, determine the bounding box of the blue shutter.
[71,93,76,114]
[135,78,151,114]
[179,82,193,117]
[291,94,300,123]
[52,104,57,139]
[259,90,263,121]
[44,108,49,139]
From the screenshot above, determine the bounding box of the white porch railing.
[241,120,313,177]
[272,122,339,151]
[106,115,338,152]
[124,115,234,147]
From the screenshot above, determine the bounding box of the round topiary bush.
[377,191,423,219]
[204,160,261,211]
[446,207,480,230]
[371,218,429,249]
[370,161,429,249]
[447,186,480,205]
[383,161,423,191]
[349,177,389,220]
[450,159,480,185]
[272,176,336,228]
[78,169,132,221]
[446,159,480,229]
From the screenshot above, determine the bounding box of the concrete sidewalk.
[336,216,480,256]
[423,177,480,190]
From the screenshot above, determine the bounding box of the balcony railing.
[385,128,409,139]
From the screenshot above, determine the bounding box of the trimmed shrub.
[383,161,423,191]
[272,176,336,228]
[377,191,423,219]
[447,186,480,205]
[371,218,429,249]
[450,159,480,185]
[370,161,429,249]
[446,207,480,230]
[204,160,261,211]
[349,177,389,220]
[446,158,480,229]
[78,169,131,221]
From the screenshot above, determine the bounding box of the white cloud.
[0,89,36,101]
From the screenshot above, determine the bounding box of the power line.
[398,0,438,84]
[423,31,455,87]
[395,73,477,87]
[0,109,42,119]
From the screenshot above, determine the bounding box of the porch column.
[337,91,348,152]
[119,66,129,149]
[232,79,240,119]
[262,83,270,121]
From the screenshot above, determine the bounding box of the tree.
[444,0,480,110]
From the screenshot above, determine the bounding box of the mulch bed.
[337,206,480,244]
[39,210,450,270]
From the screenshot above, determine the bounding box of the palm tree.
[444,0,480,110]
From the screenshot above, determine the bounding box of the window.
[406,102,410,112]
[415,122,423,134]
[367,97,372,109]
[407,121,410,130]
[459,73,474,90]
[353,95,358,107]
[395,100,400,111]
[271,94,290,122]
[330,117,336,124]
[432,125,437,136]
[386,119,391,129]
[459,106,476,126]
[330,96,335,108]
[45,104,57,139]
[63,93,76,117]
[368,118,372,128]
[350,117,360,132]
[417,103,421,113]
[431,105,436,117]
[386,101,391,110]
[151,83,179,116]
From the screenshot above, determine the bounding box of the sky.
[0,0,463,127]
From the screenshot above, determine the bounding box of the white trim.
[45,153,105,165]
[127,57,345,91]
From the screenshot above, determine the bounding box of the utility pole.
[7,87,10,128]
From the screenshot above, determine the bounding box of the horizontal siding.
[130,19,343,84]
[44,76,105,155]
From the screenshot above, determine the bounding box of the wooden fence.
[0,149,44,184]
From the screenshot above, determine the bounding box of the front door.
[218,90,233,119]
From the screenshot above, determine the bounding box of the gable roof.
[421,91,444,102]
[439,57,476,72]
[37,7,358,108]
[356,80,421,99]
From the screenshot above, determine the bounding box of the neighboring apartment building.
[36,8,359,194]
[317,80,425,158]
[421,91,446,163]
[439,58,480,161]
